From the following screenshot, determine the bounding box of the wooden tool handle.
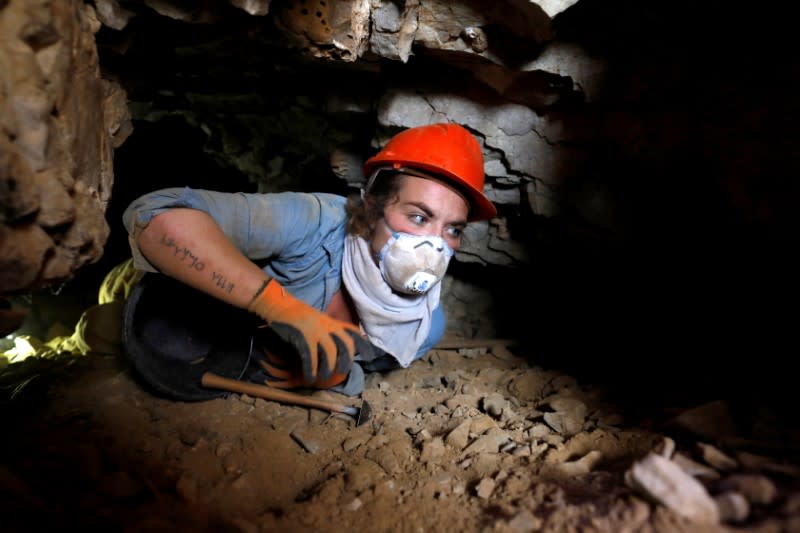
[201,372,351,414]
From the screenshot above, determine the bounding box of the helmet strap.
[363,165,452,196]
[362,165,470,213]
[361,167,387,200]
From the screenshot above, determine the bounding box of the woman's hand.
[249,279,372,383]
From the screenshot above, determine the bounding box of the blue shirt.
[123,187,349,312]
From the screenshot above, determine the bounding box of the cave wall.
[2,0,800,398]
[0,0,132,296]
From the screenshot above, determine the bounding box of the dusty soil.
[2,341,800,533]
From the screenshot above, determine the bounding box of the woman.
[122,123,497,398]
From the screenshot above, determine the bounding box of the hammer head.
[355,399,372,427]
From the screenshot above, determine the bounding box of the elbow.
[137,209,184,244]
[137,208,212,245]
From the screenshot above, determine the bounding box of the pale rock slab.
[626,452,720,524]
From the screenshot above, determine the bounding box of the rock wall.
[0,0,132,295]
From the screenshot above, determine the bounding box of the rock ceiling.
[0,0,585,295]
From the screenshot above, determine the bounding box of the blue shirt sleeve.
[122,187,348,309]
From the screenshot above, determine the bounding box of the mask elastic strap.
[362,166,447,199]
[361,167,386,201]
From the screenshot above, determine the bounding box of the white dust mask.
[376,224,454,295]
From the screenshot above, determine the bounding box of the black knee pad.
[122,273,262,401]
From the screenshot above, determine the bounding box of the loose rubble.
[0,340,798,532]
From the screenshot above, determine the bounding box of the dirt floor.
[2,339,800,533]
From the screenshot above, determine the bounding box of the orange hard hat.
[363,123,497,221]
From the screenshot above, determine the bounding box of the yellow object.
[1,258,141,362]
[46,300,126,355]
[98,258,143,304]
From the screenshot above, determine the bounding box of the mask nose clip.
[412,239,442,251]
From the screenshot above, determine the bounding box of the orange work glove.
[258,350,348,390]
[248,278,368,385]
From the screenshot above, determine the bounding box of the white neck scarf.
[342,234,440,367]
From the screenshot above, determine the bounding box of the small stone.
[507,509,542,533]
[239,394,256,405]
[718,474,778,505]
[531,442,549,457]
[625,452,719,524]
[231,473,250,490]
[419,376,442,389]
[512,444,531,457]
[461,429,509,458]
[542,434,564,446]
[290,430,324,454]
[528,423,551,439]
[322,461,343,477]
[470,415,498,435]
[433,404,450,415]
[482,393,507,418]
[656,436,675,458]
[344,497,362,511]
[414,429,432,444]
[342,436,365,452]
[309,409,328,424]
[715,491,750,523]
[475,477,495,499]
[458,347,486,358]
[670,400,737,440]
[500,442,516,453]
[548,450,603,476]
[420,437,445,462]
[445,420,471,450]
[697,443,738,471]
[673,452,720,480]
[215,441,233,457]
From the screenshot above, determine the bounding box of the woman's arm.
[136,208,268,309]
[134,204,373,384]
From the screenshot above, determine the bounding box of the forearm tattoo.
[159,234,205,270]
[158,233,235,294]
[211,271,235,294]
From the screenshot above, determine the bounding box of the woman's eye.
[410,214,426,225]
[446,226,463,239]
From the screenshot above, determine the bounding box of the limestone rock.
[626,452,720,524]
[0,0,128,294]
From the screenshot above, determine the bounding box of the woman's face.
[369,175,470,260]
